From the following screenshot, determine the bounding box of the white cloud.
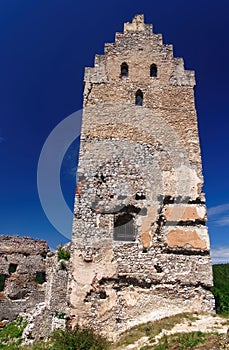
[211,247,229,264]
[214,215,229,226]
[207,204,229,227]
[208,203,229,217]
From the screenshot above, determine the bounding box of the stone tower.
[69,15,214,338]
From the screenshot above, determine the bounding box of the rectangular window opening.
[114,213,136,241]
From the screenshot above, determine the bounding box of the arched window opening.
[150,64,157,77]
[135,89,143,106]
[114,213,136,241]
[120,62,129,77]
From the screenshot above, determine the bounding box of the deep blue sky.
[0,0,228,262]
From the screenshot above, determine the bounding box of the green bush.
[59,261,66,270]
[12,325,109,350]
[57,246,70,262]
[211,263,229,314]
[23,326,109,350]
[48,326,109,350]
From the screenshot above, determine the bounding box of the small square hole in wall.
[8,263,17,274]
[35,272,46,285]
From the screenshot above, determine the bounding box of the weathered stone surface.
[163,204,206,222]
[0,235,48,322]
[70,14,214,340]
[166,227,209,250]
[0,235,70,344]
[22,251,70,344]
[0,235,48,255]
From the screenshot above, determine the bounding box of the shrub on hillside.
[212,263,229,314]
[49,326,109,350]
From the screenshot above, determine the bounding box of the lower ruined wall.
[69,240,215,340]
[0,234,215,343]
[70,196,215,340]
[0,235,48,322]
[22,249,70,344]
[0,235,70,344]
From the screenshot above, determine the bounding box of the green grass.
[114,313,199,348]
[152,332,229,350]
[154,332,205,350]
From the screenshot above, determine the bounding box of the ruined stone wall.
[0,235,48,322]
[0,235,70,343]
[22,248,70,344]
[70,15,214,339]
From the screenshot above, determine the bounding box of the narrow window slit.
[120,62,129,77]
[135,89,143,106]
[150,64,157,77]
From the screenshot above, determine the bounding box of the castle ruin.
[0,14,214,342]
[69,14,214,338]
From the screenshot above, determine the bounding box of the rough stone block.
[163,204,206,222]
[165,226,209,250]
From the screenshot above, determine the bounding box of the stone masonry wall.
[0,235,70,344]
[0,235,48,322]
[70,15,214,340]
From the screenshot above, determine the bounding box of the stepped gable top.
[85,14,195,88]
[123,14,153,33]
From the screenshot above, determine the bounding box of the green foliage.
[59,261,66,270]
[0,317,28,349]
[49,326,109,350]
[0,317,108,350]
[173,331,205,349]
[211,263,229,314]
[57,245,70,262]
[22,343,47,350]
[25,326,110,350]
[0,274,6,291]
[54,312,65,320]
